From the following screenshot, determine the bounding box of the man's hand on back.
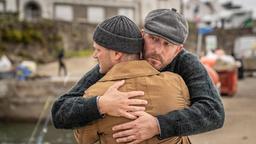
[98,80,147,119]
[112,111,160,144]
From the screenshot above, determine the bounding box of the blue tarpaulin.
[198,27,213,35]
[16,65,32,80]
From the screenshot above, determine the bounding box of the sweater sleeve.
[157,53,225,139]
[51,65,104,129]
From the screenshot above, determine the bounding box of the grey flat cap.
[144,8,189,44]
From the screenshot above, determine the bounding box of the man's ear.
[113,51,123,61]
[175,44,183,54]
[141,29,144,37]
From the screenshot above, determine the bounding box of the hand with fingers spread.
[98,80,147,119]
[112,111,160,144]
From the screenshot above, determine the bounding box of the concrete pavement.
[190,78,256,144]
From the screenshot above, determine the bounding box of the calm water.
[0,122,75,144]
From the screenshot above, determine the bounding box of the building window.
[55,4,73,22]
[87,7,105,23]
[24,1,41,21]
[118,8,134,21]
[0,1,4,12]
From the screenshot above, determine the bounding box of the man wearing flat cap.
[74,15,191,144]
[52,8,224,144]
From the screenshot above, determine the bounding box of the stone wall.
[0,79,75,122]
[0,16,63,63]
[55,21,97,51]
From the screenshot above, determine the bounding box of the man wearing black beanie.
[52,9,224,144]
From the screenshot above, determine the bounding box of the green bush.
[2,29,23,43]
[26,30,44,44]
[48,34,62,42]
[2,28,45,44]
[22,31,32,44]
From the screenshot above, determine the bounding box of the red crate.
[217,69,238,96]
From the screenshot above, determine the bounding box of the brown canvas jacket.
[74,60,190,144]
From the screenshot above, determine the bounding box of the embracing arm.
[157,54,225,138]
[51,65,147,129]
[51,65,103,129]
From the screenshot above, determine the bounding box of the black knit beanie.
[93,15,143,54]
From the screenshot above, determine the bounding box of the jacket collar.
[99,60,160,82]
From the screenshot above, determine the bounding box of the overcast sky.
[219,0,256,18]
